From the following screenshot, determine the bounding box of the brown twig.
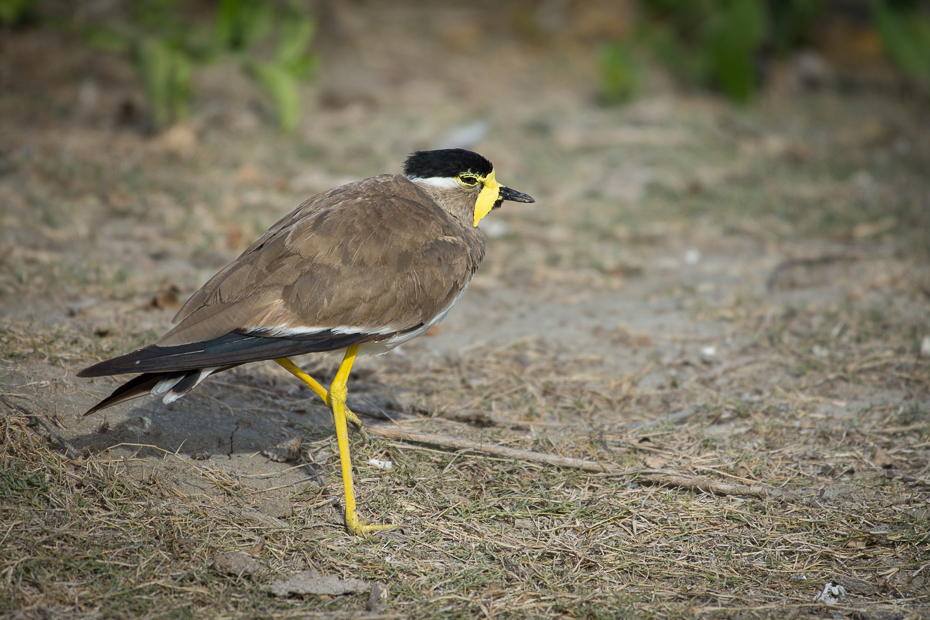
[766,253,860,291]
[635,470,799,503]
[366,426,803,503]
[626,405,706,430]
[368,426,611,472]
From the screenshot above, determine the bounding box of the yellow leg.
[274,357,368,441]
[326,345,393,536]
[276,353,391,536]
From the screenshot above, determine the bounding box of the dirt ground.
[1,3,929,619]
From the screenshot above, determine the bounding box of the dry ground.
[1,4,929,619]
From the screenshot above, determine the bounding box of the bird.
[78,148,534,536]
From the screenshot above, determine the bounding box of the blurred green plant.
[136,37,193,128]
[603,0,930,105]
[770,0,823,56]
[875,1,930,78]
[82,0,317,132]
[632,0,823,104]
[0,0,37,25]
[599,41,644,104]
[705,0,767,102]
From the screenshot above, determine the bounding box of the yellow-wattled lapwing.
[78,148,534,536]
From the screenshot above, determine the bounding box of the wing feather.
[158,174,483,349]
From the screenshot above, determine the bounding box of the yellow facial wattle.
[473,170,502,227]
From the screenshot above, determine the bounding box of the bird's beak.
[490,186,535,215]
[474,172,535,227]
[498,186,535,204]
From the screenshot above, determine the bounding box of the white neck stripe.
[406,176,460,189]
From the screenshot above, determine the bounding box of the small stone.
[263,436,302,462]
[259,499,293,518]
[367,582,388,613]
[265,570,369,597]
[367,458,393,471]
[214,551,261,576]
[514,518,536,531]
[872,449,894,469]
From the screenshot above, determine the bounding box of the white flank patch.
[251,325,331,337]
[248,325,400,337]
[332,325,399,336]
[248,280,473,359]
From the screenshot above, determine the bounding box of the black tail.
[82,366,238,416]
[83,373,170,415]
[77,330,375,377]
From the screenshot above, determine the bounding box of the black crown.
[403,149,494,179]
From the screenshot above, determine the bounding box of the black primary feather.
[77,330,386,378]
[82,372,175,415]
[82,366,238,415]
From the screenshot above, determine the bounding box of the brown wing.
[156,174,485,348]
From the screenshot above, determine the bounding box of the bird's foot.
[344,407,371,445]
[345,510,396,537]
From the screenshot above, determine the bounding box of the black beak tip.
[500,186,535,204]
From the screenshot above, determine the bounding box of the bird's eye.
[459,175,479,186]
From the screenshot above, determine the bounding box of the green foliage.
[242,3,318,131]
[633,0,825,103]
[80,0,318,132]
[137,36,192,128]
[212,0,318,132]
[875,2,930,77]
[249,62,301,132]
[216,0,275,50]
[706,0,768,102]
[599,42,643,104]
[636,0,773,103]
[0,0,37,25]
[81,24,130,53]
[770,0,823,55]
[624,0,930,102]
[275,8,318,77]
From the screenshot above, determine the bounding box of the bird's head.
[403,148,535,227]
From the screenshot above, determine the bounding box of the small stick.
[638,471,793,501]
[367,426,610,472]
[367,426,802,503]
[626,405,706,430]
[0,395,82,460]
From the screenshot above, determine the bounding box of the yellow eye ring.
[459,175,479,187]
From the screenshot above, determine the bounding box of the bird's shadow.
[65,364,410,461]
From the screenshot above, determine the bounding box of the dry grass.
[3,296,929,619]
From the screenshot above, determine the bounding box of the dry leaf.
[150,284,181,311]
[644,454,667,469]
[872,449,894,468]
